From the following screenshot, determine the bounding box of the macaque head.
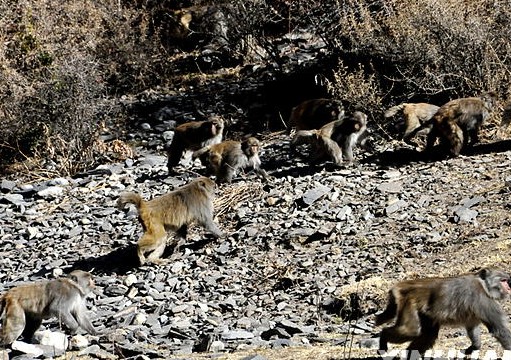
[242,137,260,157]
[479,268,511,300]
[195,176,216,195]
[210,116,225,136]
[69,270,95,294]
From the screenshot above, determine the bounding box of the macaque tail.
[375,291,397,326]
[117,192,144,211]
[192,145,211,160]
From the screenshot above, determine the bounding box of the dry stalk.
[214,181,264,219]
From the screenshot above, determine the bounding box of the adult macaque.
[167,116,224,173]
[117,177,223,265]
[424,93,496,156]
[376,268,511,355]
[287,98,345,133]
[0,270,99,345]
[192,137,269,183]
[292,111,367,165]
[384,102,439,145]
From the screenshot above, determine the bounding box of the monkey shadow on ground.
[270,163,343,178]
[464,139,511,157]
[361,147,437,167]
[69,244,140,275]
[363,139,511,168]
[68,237,218,276]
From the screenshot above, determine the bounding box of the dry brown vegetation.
[1,0,511,176]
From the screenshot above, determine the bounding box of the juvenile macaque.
[384,102,439,145]
[287,98,345,133]
[425,93,497,156]
[0,270,99,345]
[292,111,367,165]
[167,116,224,173]
[192,137,269,183]
[376,268,511,355]
[117,177,223,265]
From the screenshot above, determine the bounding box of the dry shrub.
[327,60,383,119]
[312,0,511,133]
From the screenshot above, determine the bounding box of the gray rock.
[377,181,402,193]
[140,123,151,130]
[11,341,44,357]
[336,205,352,220]
[1,179,17,192]
[241,355,269,360]
[162,131,174,142]
[1,194,25,205]
[359,337,380,349]
[453,207,478,223]
[221,329,255,340]
[460,196,485,208]
[300,184,331,206]
[385,199,407,215]
[37,186,64,198]
[79,344,117,359]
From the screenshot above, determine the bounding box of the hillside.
[2,1,511,359]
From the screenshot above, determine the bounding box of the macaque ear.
[478,268,489,280]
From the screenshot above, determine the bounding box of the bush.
[0,1,118,175]
[317,0,511,120]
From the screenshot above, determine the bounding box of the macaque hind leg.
[1,301,26,344]
[21,316,42,341]
[145,235,168,264]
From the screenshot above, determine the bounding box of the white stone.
[70,334,89,349]
[124,274,138,287]
[37,186,64,198]
[34,329,68,351]
[53,268,64,278]
[11,341,44,357]
[133,313,147,325]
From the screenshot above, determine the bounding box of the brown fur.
[117,177,223,265]
[292,111,367,165]
[0,270,98,345]
[384,103,439,144]
[377,268,511,355]
[167,116,225,173]
[287,98,345,133]
[193,137,269,183]
[425,93,497,156]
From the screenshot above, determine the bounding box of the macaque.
[425,93,497,156]
[192,137,269,184]
[167,116,225,173]
[117,177,223,265]
[376,268,511,355]
[287,98,345,133]
[292,111,367,165]
[0,270,99,345]
[384,102,439,145]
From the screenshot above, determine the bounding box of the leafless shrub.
[308,0,511,136]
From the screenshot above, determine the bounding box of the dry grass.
[214,182,265,219]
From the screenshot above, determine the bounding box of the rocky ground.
[2,116,511,360]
